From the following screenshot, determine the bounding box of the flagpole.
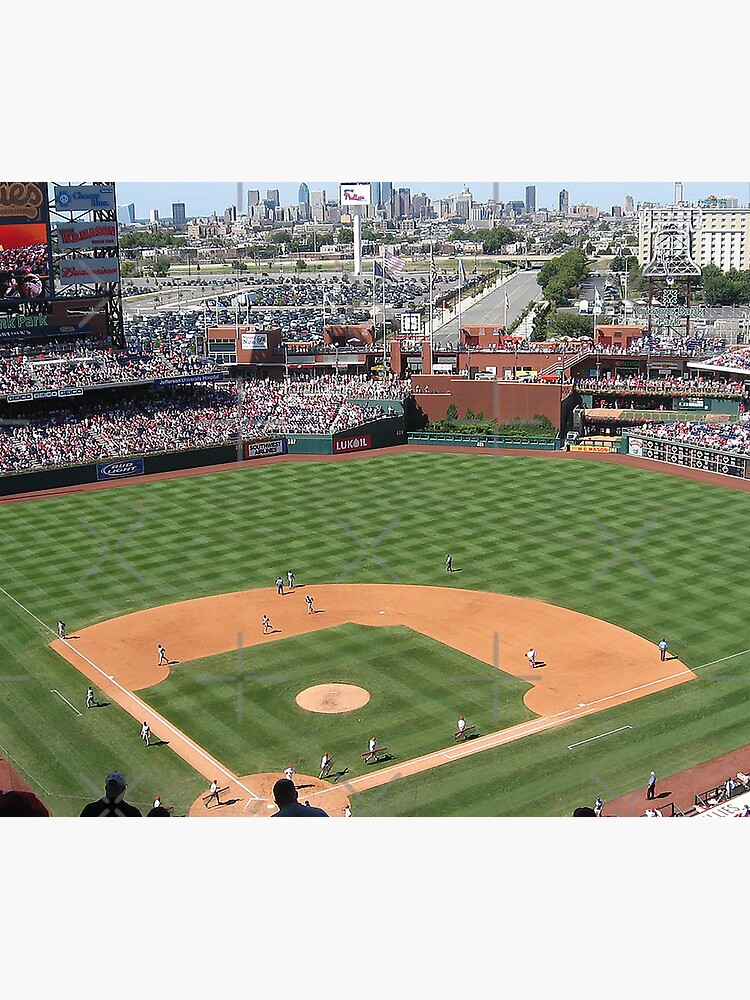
[429,247,434,374]
[372,258,377,353]
[382,253,387,375]
[458,256,462,348]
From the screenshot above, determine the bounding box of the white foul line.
[51,689,83,717]
[567,725,631,750]
[0,585,259,801]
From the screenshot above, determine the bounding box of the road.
[433,268,543,347]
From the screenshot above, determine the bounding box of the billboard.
[54,184,116,212]
[244,438,288,459]
[59,257,120,285]
[0,181,53,304]
[340,183,371,207]
[96,458,146,481]
[57,221,118,249]
[241,332,268,350]
[333,433,372,453]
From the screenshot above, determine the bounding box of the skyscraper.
[674,181,684,204]
[525,185,536,214]
[172,202,186,226]
[266,189,280,208]
[298,183,310,207]
[247,190,260,212]
[117,203,136,225]
[380,182,393,208]
[370,182,381,208]
[558,189,569,215]
[149,208,160,224]
[624,194,635,215]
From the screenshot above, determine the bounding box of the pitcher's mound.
[296,683,370,713]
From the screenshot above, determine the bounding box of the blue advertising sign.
[54,184,116,212]
[96,458,146,481]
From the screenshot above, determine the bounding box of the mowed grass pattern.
[1,452,749,815]
[142,624,534,778]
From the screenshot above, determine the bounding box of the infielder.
[262,614,271,634]
[140,721,151,747]
[287,570,295,590]
[445,554,453,573]
[157,643,168,666]
[319,752,333,779]
[305,595,314,614]
[86,686,95,710]
[276,576,284,595]
[525,648,537,669]
[57,621,66,639]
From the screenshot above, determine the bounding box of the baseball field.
[2,449,749,816]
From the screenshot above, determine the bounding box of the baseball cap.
[105,771,127,787]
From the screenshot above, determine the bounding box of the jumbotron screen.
[0,181,53,304]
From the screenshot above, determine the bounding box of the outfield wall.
[622,433,750,479]
[0,418,406,496]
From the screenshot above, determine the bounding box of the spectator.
[80,771,142,817]
[0,789,50,816]
[270,778,328,817]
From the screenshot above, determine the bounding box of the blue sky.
[114,181,750,219]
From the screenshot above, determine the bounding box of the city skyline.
[113,181,750,220]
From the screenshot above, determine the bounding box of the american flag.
[504,291,510,311]
[383,250,405,279]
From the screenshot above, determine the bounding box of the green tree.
[446,404,458,420]
[295,259,307,271]
[481,226,520,253]
[153,255,171,276]
[337,228,354,245]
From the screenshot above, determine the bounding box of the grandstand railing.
[408,432,560,450]
[694,778,748,811]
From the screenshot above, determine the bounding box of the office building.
[117,203,136,225]
[624,194,635,215]
[370,182,381,208]
[559,189,569,215]
[266,189,280,208]
[223,205,237,225]
[310,189,327,223]
[172,202,186,226]
[525,185,536,214]
[611,205,622,218]
[380,181,393,207]
[247,190,260,212]
[674,181,684,204]
[149,208,160,224]
[638,204,750,272]
[698,195,739,210]
[507,200,525,216]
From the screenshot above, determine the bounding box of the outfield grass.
[1,452,749,815]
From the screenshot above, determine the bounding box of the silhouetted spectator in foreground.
[0,789,50,816]
[80,772,142,817]
[572,806,597,817]
[271,778,328,817]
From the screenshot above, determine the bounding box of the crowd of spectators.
[0,375,410,474]
[699,348,750,372]
[0,348,219,395]
[576,375,744,398]
[589,335,727,357]
[632,414,750,454]
[0,243,51,301]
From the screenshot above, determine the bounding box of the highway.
[433,268,543,347]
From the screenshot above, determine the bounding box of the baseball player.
[306,595,314,614]
[262,614,271,634]
[287,570,295,590]
[445,554,453,573]
[457,716,467,733]
[57,620,66,639]
[157,643,168,666]
[319,752,333,779]
[207,779,222,808]
[658,638,669,662]
[368,737,378,755]
[594,796,603,817]
[153,794,163,811]
[86,686,95,710]
[344,805,352,818]
[525,648,537,669]
[276,576,284,595]
[284,765,296,783]
[140,721,151,747]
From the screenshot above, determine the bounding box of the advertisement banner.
[96,458,145,481]
[333,433,372,454]
[628,437,644,457]
[6,388,85,402]
[244,438,288,459]
[241,333,268,350]
[155,373,222,386]
[0,181,53,304]
[59,258,120,285]
[54,184,116,212]
[57,221,118,249]
[339,183,371,207]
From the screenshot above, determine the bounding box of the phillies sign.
[57,221,118,249]
[333,434,372,453]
